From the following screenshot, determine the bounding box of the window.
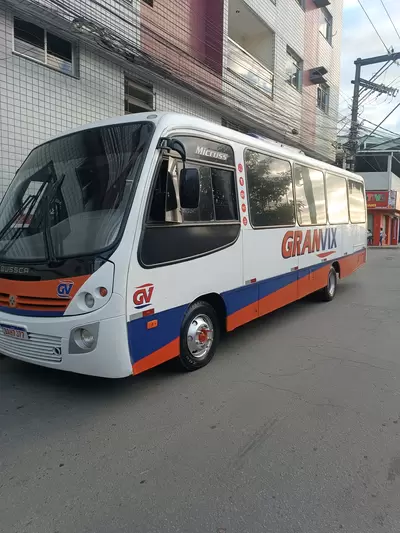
[392,155,400,178]
[124,78,154,114]
[141,137,239,266]
[148,160,238,224]
[317,84,329,113]
[147,137,238,225]
[142,0,154,5]
[326,173,349,224]
[286,48,302,91]
[319,8,332,44]
[348,180,366,223]
[354,154,388,173]
[245,150,294,227]
[294,165,326,225]
[14,18,75,75]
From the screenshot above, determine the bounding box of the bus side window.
[294,165,326,226]
[348,180,366,223]
[245,150,295,227]
[180,164,238,223]
[326,173,349,224]
[148,159,238,224]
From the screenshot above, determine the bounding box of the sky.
[340,0,400,136]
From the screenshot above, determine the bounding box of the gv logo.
[133,283,154,309]
[57,280,74,299]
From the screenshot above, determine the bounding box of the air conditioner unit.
[313,0,331,7]
[309,67,328,85]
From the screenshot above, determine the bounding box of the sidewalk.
[368,245,400,249]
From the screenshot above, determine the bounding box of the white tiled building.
[0,0,343,195]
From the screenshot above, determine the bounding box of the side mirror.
[180,168,200,209]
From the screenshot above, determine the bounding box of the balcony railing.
[226,38,274,98]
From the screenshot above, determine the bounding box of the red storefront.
[367,190,400,246]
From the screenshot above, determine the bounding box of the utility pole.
[348,51,400,170]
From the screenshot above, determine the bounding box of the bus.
[0,113,366,378]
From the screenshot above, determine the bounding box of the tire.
[178,301,220,371]
[319,266,338,302]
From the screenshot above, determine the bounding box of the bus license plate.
[1,324,29,340]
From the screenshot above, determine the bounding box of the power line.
[379,0,400,42]
[8,0,344,159]
[361,119,399,137]
[357,0,389,52]
[361,103,400,145]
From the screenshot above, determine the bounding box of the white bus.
[0,113,366,378]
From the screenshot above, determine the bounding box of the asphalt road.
[2,248,400,533]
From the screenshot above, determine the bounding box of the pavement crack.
[309,349,393,372]
[256,359,331,378]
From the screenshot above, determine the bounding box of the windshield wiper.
[0,180,48,256]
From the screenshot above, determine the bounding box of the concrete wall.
[390,173,400,192]
[360,172,390,191]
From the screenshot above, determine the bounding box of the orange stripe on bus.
[339,249,366,278]
[226,301,259,331]
[132,337,180,375]
[0,275,89,299]
[259,280,298,317]
[297,265,330,299]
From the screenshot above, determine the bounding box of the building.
[355,151,400,245]
[0,0,343,197]
[336,131,400,171]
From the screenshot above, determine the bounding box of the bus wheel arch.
[332,261,341,279]
[193,292,227,334]
[318,266,338,302]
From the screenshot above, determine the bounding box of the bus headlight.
[80,328,95,348]
[84,293,95,309]
[69,323,99,354]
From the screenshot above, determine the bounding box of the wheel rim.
[328,270,336,296]
[186,314,214,359]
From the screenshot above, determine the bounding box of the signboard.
[366,190,399,210]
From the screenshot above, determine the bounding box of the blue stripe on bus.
[128,303,188,364]
[127,249,366,366]
[0,306,64,317]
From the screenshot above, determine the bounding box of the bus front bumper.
[0,310,132,378]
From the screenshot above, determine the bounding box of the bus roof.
[44,112,364,183]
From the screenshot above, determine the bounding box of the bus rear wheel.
[319,266,338,302]
[178,301,220,371]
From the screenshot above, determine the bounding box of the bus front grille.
[0,331,62,363]
[0,292,68,313]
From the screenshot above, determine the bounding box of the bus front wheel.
[319,266,338,302]
[179,301,220,371]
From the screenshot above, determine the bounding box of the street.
[1,248,400,533]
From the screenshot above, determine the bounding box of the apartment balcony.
[227,0,275,98]
[226,38,274,98]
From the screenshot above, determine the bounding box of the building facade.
[356,151,400,245]
[0,0,343,197]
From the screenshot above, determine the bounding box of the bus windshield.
[0,122,153,262]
